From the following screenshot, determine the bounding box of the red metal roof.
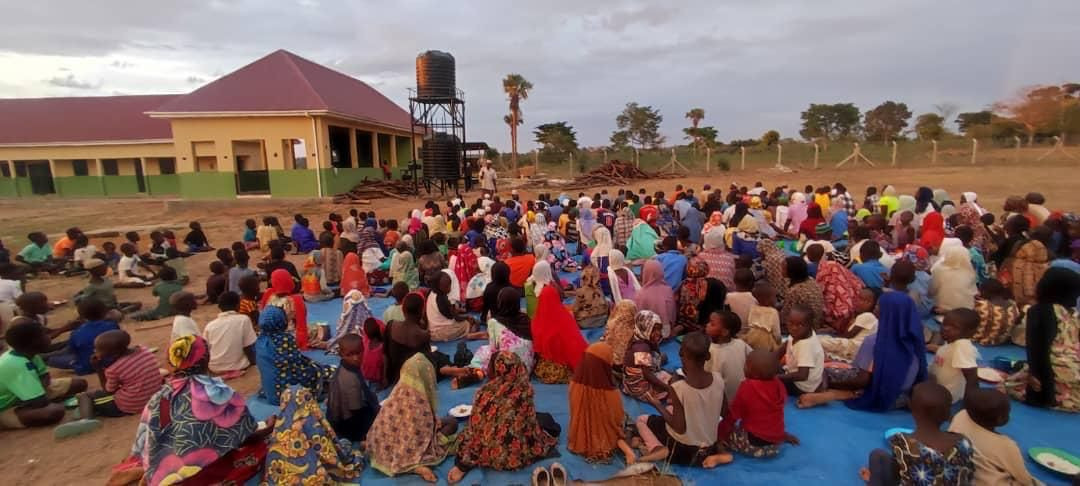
[0,94,177,145]
[153,49,412,131]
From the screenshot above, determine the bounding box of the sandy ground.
[1,161,1078,484]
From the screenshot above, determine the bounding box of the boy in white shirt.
[929,308,980,403]
[169,292,199,341]
[779,304,825,395]
[820,288,880,361]
[116,243,155,288]
[704,310,751,402]
[202,292,257,375]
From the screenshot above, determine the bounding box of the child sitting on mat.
[705,310,751,402]
[719,349,799,459]
[76,330,160,419]
[743,282,781,352]
[131,267,183,322]
[819,288,879,361]
[928,308,980,403]
[947,388,1037,485]
[778,304,825,396]
[327,333,380,443]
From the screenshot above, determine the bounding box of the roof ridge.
[281,50,329,110]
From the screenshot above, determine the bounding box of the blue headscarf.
[846,291,927,412]
[254,306,333,405]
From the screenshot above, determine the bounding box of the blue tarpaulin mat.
[244,296,1080,485]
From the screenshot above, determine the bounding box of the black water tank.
[420,132,461,181]
[416,51,456,99]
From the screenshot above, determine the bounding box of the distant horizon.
[1,1,1078,151]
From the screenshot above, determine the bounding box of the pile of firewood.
[560,160,676,189]
[333,178,416,203]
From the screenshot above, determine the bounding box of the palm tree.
[685,108,705,154]
[503,74,533,172]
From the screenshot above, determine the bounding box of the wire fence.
[502,136,1079,179]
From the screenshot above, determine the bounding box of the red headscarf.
[260,269,309,349]
[532,284,588,370]
[919,212,945,250]
[340,252,370,296]
[453,243,479,301]
[799,203,826,239]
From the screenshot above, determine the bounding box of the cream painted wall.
[0,142,174,162]
[169,116,316,173]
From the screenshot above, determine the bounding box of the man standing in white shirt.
[478,159,497,195]
[202,292,257,374]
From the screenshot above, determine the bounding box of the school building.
[0,49,416,199]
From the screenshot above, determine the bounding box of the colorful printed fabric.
[815,259,865,333]
[327,290,374,353]
[971,298,1020,346]
[724,425,781,459]
[254,306,334,406]
[456,352,558,470]
[676,259,710,333]
[264,386,364,484]
[1006,303,1080,412]
[601,300,638,363]
[759,240,788,300]
[621,311,667,402]
[1001,240,1048,307]
[573,265,608,325]
[469,318,535,372]
[453,243,479,302]
[130,373,257,485]
[367,354,450,476]
[888,432,974,486]
[783,279,826,329]
[534,356,574,384]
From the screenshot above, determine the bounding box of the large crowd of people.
[0,180,1078,485]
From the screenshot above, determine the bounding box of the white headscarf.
[592,226,613,260]
[607,249,641,302]
[528,260,554,293]
[961,192,985,215]
[465,256,495,299]
[703,227,726,251]
[441,268,461,304]
[929,244,977,311]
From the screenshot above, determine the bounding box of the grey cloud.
[46,74,98,90]
[186,76,206,84]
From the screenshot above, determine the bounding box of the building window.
[73,160,89,176]
[102,159,119,176]
[0,164,9,178]
[14,162,27,177]
[159,158,176,174]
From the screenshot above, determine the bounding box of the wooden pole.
[891,141,898,167]
[671,148,677,174]
[569,152,574,178]
[813,143,819,169]
[776,144,783,166]
[603,149,608,163]
[931,140,938,164]
[532,149,537,170]
[706,147,711,172]
[635,148,640,168]
[740,146,746,170]
[1014,136,1022,163]
[971,138,978,165]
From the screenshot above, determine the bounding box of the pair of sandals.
[532,462,569,486]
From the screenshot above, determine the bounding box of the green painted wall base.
[179,172,236,199]
[0,178,18,197]
[319,167,386,197]
[270,170,319,198]
[103,176,140,196]
[55,176,105,197]
[147,174,180,195]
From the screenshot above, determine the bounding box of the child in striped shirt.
[77,330,161,418]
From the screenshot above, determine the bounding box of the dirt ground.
[1,161,1078,485]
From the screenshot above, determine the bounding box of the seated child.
[291,215,319,254]
[361,317,386,390]
[971,279,1021,346]
[162,230,180,252]
[228,249,255,293]
[947,389,1037,485]
[116,243,155,288]
[634,332,732,468]
[145,231,169,265]
[929,308,980,404]
[319,234,343,287]
[743,282,781,352]
[720,349,799,459]
[778,304,825,396]
[76,330,160,419]
[705,310,752,402]
[237,274,262,326]
[183,221,213,253]
[169,291,199,341]
[0,321,89,430]
[204,261,228,305]
[725,268,757,328]
[327,333,381,443]
[163,247,189,285]
[131,267,183,322]
[261,269,313,349]
[382,281,409,323]
[15,232,61,275]
[301,250,335,303]
[101,241,121,274]
[242,219,259,251]
[71,234,102,270]
[75,258,141,315]
[804,242,824,278]
[45,298,120,375]
[256,217,278,252]
[861,382,974,485]
[203,292,257,375]
[820,288,879,361]
[851,241,887,290]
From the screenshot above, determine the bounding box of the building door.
[134,160,147,193]
[27,162,55,195]
[234,156,270,195]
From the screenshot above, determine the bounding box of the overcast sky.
[2,0,1079,150]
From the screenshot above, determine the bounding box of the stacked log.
[333,179,415,203]
[559,160,677,190]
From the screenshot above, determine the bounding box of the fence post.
[706,147,711,172]
[533,149,538,170]
[931,140,938,164]
[740,146,746,170]
[971,139,978,165]
[891,141,898,167]
[776,144,783,166]
[569,152,574,178]
[813,143,819,169]
[1014,136,1022,163]
[635,148,639,167]
[603,149,608,164]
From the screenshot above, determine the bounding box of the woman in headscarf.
[327,289,375,354]
[254,306,334,406]
[117,335,270,486]
[696,228,735,288]
[877,185,899,217]
[956,197,995,256]
[407,209,423,236]
[796,292,927,411]
[815,251,866,333]
[579,206,597,246]
[960,192,984,215]
[786,192,809,235]
[260,269,310,349]
[569,342,635,464]
[830,198,850,239]
[932,188,950,209]
[465,254,496,311]
[543,221,577,272]
[425,272,478,342]
[913,186,938,228]
[481,261,512,322]
[798,203,827,240]
[447,351,559,483]
[601,300,638,367]
[367,354,452,482]
[781,256,825,329]
[453,242,479,302]
[919,212,946,251]
[634,259,677,337]
[607,249,641,303]
[301,250,335,303]
[759,240,789,300]
[890,195,917,227]
[358,220,385,272]
[626,213,661,262]
[674,259,710,336]
[416,240,445,288]
[591,226,614,296]
[930,245,977,312]
[531,260,588,384]
[998,216,1049,307]
[621,310,669,403]
[702,211,725,240]
[731,216,762,259]
[1006,268,1080,412]
[264,386,364,484]
[450,287,536,388]
[573,264,609,328]
[390,249,420,290]
[613,204,635,248]
[340,252,372,295]
[528,211,548,250]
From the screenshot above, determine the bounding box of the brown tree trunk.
[510,115,518,172]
